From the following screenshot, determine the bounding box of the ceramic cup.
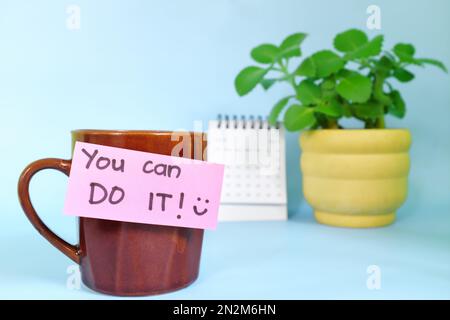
[18,130,206,296]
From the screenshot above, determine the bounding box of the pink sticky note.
[63,142,224,230]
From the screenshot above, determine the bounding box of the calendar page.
[207,115,287,221]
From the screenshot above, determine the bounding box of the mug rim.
[71,129,202,136]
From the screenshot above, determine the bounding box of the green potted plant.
[235,29,446,228]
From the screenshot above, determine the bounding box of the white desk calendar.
[207,115,287,221]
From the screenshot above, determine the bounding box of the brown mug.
[18,130,206,296]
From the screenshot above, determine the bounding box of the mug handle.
[18,158,80,264]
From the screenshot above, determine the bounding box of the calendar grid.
[207,115,287,221]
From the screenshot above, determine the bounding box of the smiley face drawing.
[193,197,209,216]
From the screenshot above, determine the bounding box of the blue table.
[1,205,449,300]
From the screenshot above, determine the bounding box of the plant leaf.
[344,35,384,60]
[393,68,415,82]
[336,68,353,79]
[314,100,343,117]
[295,56,316,77]
[353,101,384,119]
[278,33,307,58]
[234,66,268,96]
[393,43,415,56]
[268,96,293,125]
[260,78,277,90]
[342,102,352,117]
[415,58,448,73]
[376,55,396,77]
[320,78,336,100]
[283,104,316,131]
[296,79,321,105]
[251,44,279,64]
[320,78,335,91]
[388,90,406,118]
[310,50,345,77]
[393,43,416,63]
[336,73,372,103]
[333,29,368,52]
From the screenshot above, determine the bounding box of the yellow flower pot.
[300,129,412,228]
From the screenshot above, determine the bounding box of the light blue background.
[0,0,449,299]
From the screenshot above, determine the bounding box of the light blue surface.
[0,0,449,299]
[1,211,450,299]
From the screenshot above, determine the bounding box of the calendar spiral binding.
[216,114,281,130]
